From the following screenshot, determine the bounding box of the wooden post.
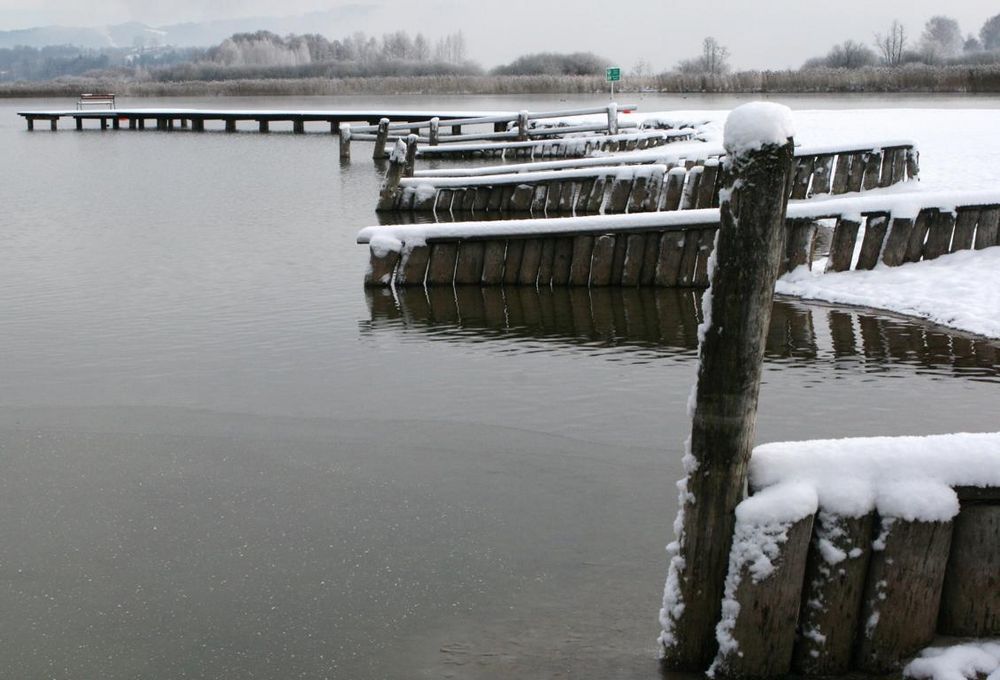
[49,118,58,131]
[373,118,390,160]
[403,134,418,178]
[101,117,108,130]
[375,139,411,212]
[607,103,619,135]
[225,119,236,133]
[938,504,1000,636]
[259,120,269,133]
[429,117,440,146]
[112,117,120,130]
[881,216,914,267]
[660,104,794,672]
[76,117,83,131]
[26,117,34,131]
[180,118,188,129]
[827,217,861,272]
[192,119,203,132]
[339,124,352,160]
[138,118,145,130]
[516,111,529,142]
[293,119,305,134]
[365,245,400,287]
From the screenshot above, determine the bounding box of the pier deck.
[16,108,499,133]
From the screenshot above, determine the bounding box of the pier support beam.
[339,124,352,161]
[180,119,188,129]
[101,118,108,130]
[128,118,136,130]
[660,103,795,672]
[225,119,236,133]
[50,118,57,131]
[76,118,83,131]
[259,120,269,133]
[293,120,305,134]
[112,117,120,130]
[138,119,145,130]
[192,119,204,132]
[373,118,390,160]
[156,119,167,131]
[26,118,33,131]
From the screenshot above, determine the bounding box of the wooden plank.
[510,185,533,212]
[589,235,616,287]
[695,162,719,209]
[503,240,525,285]
[881,217,914,267]
[855,518,954,674]
[530,185,548,213]
[586,177,608,213]
[642,168,665,212]
[905,209,933,262]
[890,147,907,184]
[364,246,400,287]
[954,486,1000,502]
[544,182,564,214]
[662,168,687,211]
[810,154,834,196]
[536,238,556,288]
[498,185,516,212]
[855,214,888,271]
[551,237,575,286]
[610,234,629,284]
[863,150,883,190]
[472,186,491,212]
[676,228,703,286]
[974,207,1000,249]
[679,167,702,210]
[878,148,895,187]
[938,505,1000,636]
[480,241,507,285]
[394,244,430,286]
[639,232,662,286]
[847,152,867,192]
[557,181,578,214]
[627,174,650,213]
[693,228,716,286]
[792,512,875,675]
[827,217,862,272]
[426,243,458,285]
[790,156,814,199]
[485,185,505,212]
[606,177,632,213]
[906,147,920,180]
[655,232,686,287]
[453,241,486,284]
[783,219,815,274]
[621,234,646,286]
[922,210,956,260]
[950,208,979,252]
[831,153,851,194]
[568,235,595,286]
[711,515,814,679]
[434,189,453,214]
[575,179,596,214]
[517,239,543,286]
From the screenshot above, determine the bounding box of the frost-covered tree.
[818,40,879,68]
[963,34,982,53]
[676,37,730,75]
[874,20,907,66]
[981,13,1000,51]
[413,33,430,62]
[920,16,962,60]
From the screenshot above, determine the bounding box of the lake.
[1,93,998,679]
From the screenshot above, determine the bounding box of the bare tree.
[981,13,1000,51]
[822,40,878,68]
[921,15,962,61]
[874,20,907,66]
[676,36,730,75]
[632,57,652,78]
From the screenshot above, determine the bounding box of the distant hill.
[0,5,379,49]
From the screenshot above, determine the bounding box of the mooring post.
[26,117,34,131]
[607,102,619,135]
[339,124,352,160]
[373,118,391,160]
[659,102,795,672]
[76,118,83,131]
[376,138,414,211]
[49,118,57,131]
[429,117,440,146]
[517,110,529,142]
[403,134,418,178]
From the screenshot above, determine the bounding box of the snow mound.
[724,102,795,157]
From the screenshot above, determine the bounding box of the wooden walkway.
[16,108,495,133]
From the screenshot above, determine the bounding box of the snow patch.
[724,102,795,157]
[904,640,1000,680]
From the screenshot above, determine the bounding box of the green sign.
[606,67,621,82]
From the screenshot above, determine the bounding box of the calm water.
[1,94,998,680]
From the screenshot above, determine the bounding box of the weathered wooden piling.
[660,103,795,672]
[373,118,390,160]
[339,124,352,160]
[938,504,1000,636]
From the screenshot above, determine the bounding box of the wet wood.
[589,235,616,286]
[811,154,834,195]
[713,515,814,679]
[364,247,400,287]
[586,177,607,213]
[827,217,861,272]
[621,234,646,286]
[655,232,686,287]
[938,505,1000,636]
[847,152,867,192]
[551,237,575,285]
[453,241,486,284]
[480,241,507,285]
[395,244,430,286]
[676,230,702,286]
[922,210,956,260]
[693,228,716,287]
[790,156,814,199]
[517,239,543,286]
[509,184,534,212]
[607,178,632,213]
[831,154,851,194]
[878,149,895,187]
[855,214,888,270]
[426,242,458,285]
[503,240,525,285]
[662,136,794,672]
[974,207,1000,249]
[696,163,719,208]
[610,235,629,283]
[881,217,914,267]
[536,238,556,287]
[680,168,702,210]
[663,169,687,211]
[783,219,815,274]
[862,151,882,190]
[950,208,979,252]
[792,512,875,675]
[905,209,933,262]
[855,518,954,674]
[568,235,595,286]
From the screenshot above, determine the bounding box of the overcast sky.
[1,0,997,69]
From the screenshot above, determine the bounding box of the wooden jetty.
[375,137,918,214]
[357,190,1000,288]
[16,107,495,133]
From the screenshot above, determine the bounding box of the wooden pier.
[16,107,494,133]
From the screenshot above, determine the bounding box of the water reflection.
[363,286,1000,381]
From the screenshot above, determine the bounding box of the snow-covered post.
[607,102,619,135]
[403,134,418,178]
[376,138,414,211]
[373,117,390,160]
[339,123,352,160]
[516,110,529,142]
[428,117,440,146]
[659,102,795,672]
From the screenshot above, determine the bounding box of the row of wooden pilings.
[374,138,918,214]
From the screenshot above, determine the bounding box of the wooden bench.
[76,93,115,110]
